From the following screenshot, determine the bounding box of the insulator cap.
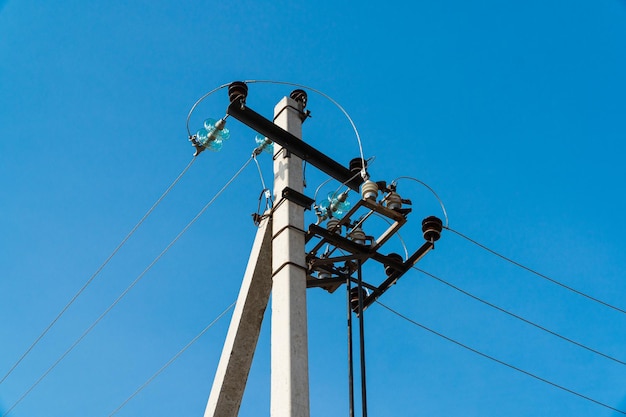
[422,216,443,242]
[228,81,248,104]
[290,89,308,108]
[384,253,404,277]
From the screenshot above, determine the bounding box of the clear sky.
[1,1,626,416]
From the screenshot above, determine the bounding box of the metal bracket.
[282,187,315,210]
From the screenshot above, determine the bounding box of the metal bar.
[347,277,355,417]
[306,275,379,292]
[307,224,374,257]
[307,224,395,267]
[282,187,315,210]
[362,241,434,309]
[306,199,407,255]
[227,102,363,191]
[357,261,368,417]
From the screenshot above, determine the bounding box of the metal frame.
[305,197,435,310]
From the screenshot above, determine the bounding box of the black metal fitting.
[343,260,358,275]
[228,81,248,104]
[422,216,443,242]
[349,157,367,174]
[384,253,404,277]
[289,89,310,122]
[282,187,315,210]
[290,89,307,108]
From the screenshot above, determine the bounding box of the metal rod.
[347,276,355,417]
[357,261,368,417]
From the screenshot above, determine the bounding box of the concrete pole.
[203,215,273,417]
[271,97,310,417]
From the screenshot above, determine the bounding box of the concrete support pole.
[203,216,273,417]
[271,97,310,417]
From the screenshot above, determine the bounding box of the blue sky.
[1,1,626,416]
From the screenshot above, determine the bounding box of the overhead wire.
[0,156,197,386]
[363,181,624,365]
[373,212,409,260]
[107,301,236,417]
[376,301,626,415]
[188,80,371,217]
[187,80,367,180]
[185,83,231,137]
[252,154,273,211]
[2,156,254,417]
[391,176,449,228]
[343,173,624,364]
[412,266,626,366]
[331,158,375,198]
[1,80,366,414]
[444,226,626,315]
[187,79,626,415]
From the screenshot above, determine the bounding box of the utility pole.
[270,96,310,417]
[204,88,312,417]
[201,81,441,417]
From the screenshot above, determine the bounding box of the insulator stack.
[361,180,379,201]
[386,192,402,210]
[349,287,367,313]
[228,81,248,104]
[422,216,443,242]
[350,227,366,245]
[384,253,404,277]
[349,157,367,174]
[327,218,341,233]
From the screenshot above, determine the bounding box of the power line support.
[270,96,310,417]
[203,215,273,417]
[203,81,442,417]
[204,94,311,417]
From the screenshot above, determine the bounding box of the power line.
[390,176,449,228]
[412,266,626,366]
[2,157,253,417]
[0,156,197,386]
[376,301,626,415]
[108,301,236,417]
[444,226,626,315]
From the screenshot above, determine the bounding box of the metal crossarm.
[227,101,364,191]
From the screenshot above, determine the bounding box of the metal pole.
[347,277,355,417]
[271,96,310,417]
[357,261,368,417]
